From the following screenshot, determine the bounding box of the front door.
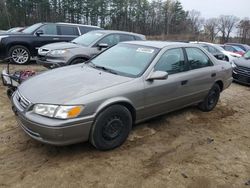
[143,48,191,119]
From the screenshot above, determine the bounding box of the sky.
[179,0,250,19]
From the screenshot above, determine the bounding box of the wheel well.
[97,102,136,124]
[8,43,31,53]
[69,57,89,64]
[216,80,224,92]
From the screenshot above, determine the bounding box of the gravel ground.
[0,64,250,188]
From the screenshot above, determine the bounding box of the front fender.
[95,97,135,116]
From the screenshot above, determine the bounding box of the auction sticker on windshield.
[136,48,155,53]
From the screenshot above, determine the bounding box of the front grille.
[15,91,31,110]
[234,66,250,76]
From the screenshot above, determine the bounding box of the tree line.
[0,0,249,44]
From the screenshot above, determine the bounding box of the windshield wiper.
[87,62,117,75]
[96,65,118,75]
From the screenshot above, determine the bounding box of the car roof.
[122,40,195,49]
[89,30,145,38]
[56,22,101,28]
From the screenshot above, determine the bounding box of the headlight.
[0,35,8,43]
[49,49,68,56]
[33,104,84,119]
[231,61,237,68]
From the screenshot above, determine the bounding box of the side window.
[208,46,218,53]
[186,48,213,70]
[58,26,79,36]
[119,34,135,42]
[98,34,120,46]
[38,24,57,35]
[154,48,187,74]
[225,46,233,52]
[202,45,210,52]
[80,27,98,35]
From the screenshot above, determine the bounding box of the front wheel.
[8,45,31,64]
[198,83,221,112]
[90,105,132,150]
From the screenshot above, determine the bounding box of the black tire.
[7,88,15,99]
[69,58,88,65]
[198,83,221,112]
[8,45,30,64]
[90,105,132,150]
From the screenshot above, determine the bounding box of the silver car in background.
[37,30,145,68]
[12,41,233,150]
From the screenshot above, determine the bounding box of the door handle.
[53,38,60,40]
[211,73,216,77]
[181,80,188,85]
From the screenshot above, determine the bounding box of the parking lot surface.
[0,64,250,188]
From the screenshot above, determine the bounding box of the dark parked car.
[37,30,146,68]
[225,43,250,52]
[12,41,232,150]
[232,50,250,85]
[0,22,101,64]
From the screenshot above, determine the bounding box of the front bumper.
[36,55,67,69]
[12,92,94,146]
[233,69,250,85]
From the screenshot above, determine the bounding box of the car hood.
[234,57,250,68]
[41,42,83,50]
[18,64,133,104]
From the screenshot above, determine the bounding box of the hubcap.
[208,90,218,108]
[12,48,29,64]
[102,116,123,141]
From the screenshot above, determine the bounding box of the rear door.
[57,25,80,42]
[183,47,217,102]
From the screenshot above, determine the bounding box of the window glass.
[225,46,234,52]
[155,48,187,74]
[91,44,159,77]
[98,34,120,46]
[58,26,78,36]
[39,24,57,35]
[186,48,212,69]
[79,26,99,34]
[119,34,135,42]
[72,31,104,46]
[208,46,220,53]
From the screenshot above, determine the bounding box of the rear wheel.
[198,83,221,112]
[8,45,30,64]
[90,105,132,150]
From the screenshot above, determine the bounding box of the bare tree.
[237,18,250,44]
[218,15,239,43]
[188,10,204,34]
[204,18,219,42]
[163,0,175,36]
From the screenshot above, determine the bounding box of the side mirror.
[147,71,168,81]
[35,30,44,36]
[97,43,109,51]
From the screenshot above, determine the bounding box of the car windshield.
[214,44,225,52]
[89,43,159,77]
[72,31,105,46]
[22,23,43,34]
[244,50,250,59]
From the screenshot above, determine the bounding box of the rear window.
[79,26,100,35]
[119,34,135,42]
[58,25,79,36]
